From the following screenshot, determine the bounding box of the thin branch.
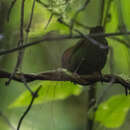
[14,0,35,95]
[26,0,36,34]
[72,0,90,20]
[0,111,16,130]
[6,0,26,85]
[58,18,126,50]
[44,13,54,30]
[0,35,71,56]
[17,86,41,130]
[7,0,17,21]
[58,18,108,49]
[75,21,90,30]
[21,74,35,95]
[0,69,130,90]
[99,0,105,26]
[25,0,36,50]
[70,0,90,34]
[110,37,130,48]
[1,31,130,56]
[20,0,25,43]
[24,0,36,94]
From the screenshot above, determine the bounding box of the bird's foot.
[72,72,81,79]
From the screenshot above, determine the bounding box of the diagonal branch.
[0,110,16,130]
[17,86,41,130]
[1,31,130,56]
[7,0,17,21]
[70,0,90,34]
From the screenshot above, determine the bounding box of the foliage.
[9,81,82,108]
[95,95,130,128]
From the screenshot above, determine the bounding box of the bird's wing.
[62,47,74,68]
[70,39,87,56]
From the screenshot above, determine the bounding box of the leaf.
[9,81,82,108]
[120,0,130,29]
[95,95,130,128]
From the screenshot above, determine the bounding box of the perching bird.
[62,26,108,75]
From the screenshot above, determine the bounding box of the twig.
[25,0,36,50]
[0,110,16,130]
[26,0,36,34]
[44,13,54,30]
[21,74,35,95]
[5,41,24,85]
[70,0,90,34]
[7,0,38,95]
[99,0,105,26]
[17,86,41,130]
[7,0,17,21]
[109,37,130,48]
[75,21,90,30]
[6,0,26,85]
[1,31,130,56]
[58,18,108,49]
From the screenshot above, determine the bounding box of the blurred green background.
[0,0,130,130]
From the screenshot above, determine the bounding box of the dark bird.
[62,26,108,75]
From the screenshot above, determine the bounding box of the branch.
[0,69,130,90]
[6,0,26,85]
[7,0,17,21]
[1,31,130,56]
[70,0,90,33]
[99,0,105,26]
[17,86,41,130]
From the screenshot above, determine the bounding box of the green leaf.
[120,0,130,30]
[9,81,82,108]
[95,95,130,128]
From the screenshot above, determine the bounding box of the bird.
[61,26,108,76]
